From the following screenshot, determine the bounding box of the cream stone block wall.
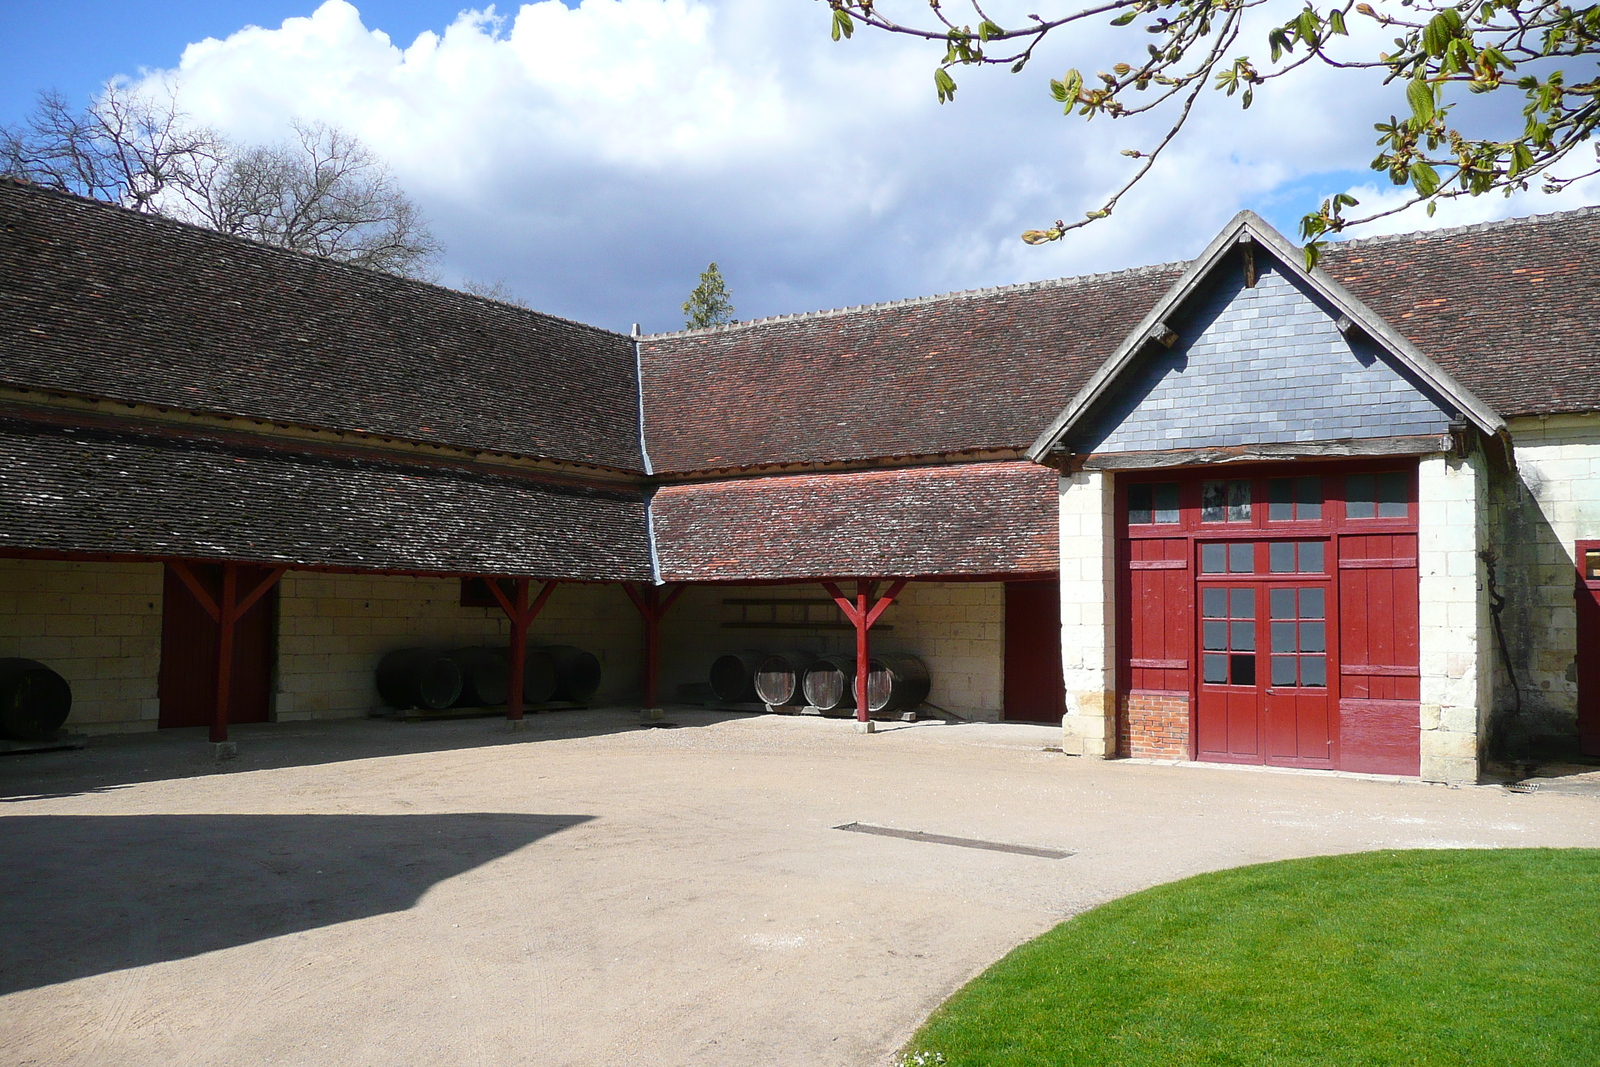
[0,559,164,733]
[1058,469,1116,757]
[1417,451,1489,785]
[1489,415,1600,749]
[274,574,642,718]
[657,581,1005,720]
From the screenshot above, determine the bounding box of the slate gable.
[1069,255,1456,454]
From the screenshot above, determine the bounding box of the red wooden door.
[1336,533,1421,774]
[1004,580,1066,723]
[1262,583,1333,766]
[1195,583,1261,761]
[1579,542,1600,757]
[159,563,276,729]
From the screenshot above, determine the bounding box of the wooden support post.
[821,578,909,725]
[488,577,559,721]
[168,560,288,744]
[623,582,686,709]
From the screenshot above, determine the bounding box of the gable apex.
[1026,212,1505,462]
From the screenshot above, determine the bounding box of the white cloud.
[131,0,1600,331]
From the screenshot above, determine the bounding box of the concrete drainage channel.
[834,822,1075,860]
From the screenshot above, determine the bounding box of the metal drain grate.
[835,822,1074,859]
[1505,781,1541,794]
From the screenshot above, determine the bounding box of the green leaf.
[978,19,1003,41]
[1410,160,1441,195]
[1110,10,1138,26]
[1406,78,1435,123]
[1303,240,1323,270]
[831,9,854,41]
[1328,9,1347,35]
[1421,10,1458,56]
[934,67,958,103]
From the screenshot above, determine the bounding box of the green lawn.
[906,849,1600,1066]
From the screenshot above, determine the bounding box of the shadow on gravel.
[0,811,591,994]
[0,708,762,803]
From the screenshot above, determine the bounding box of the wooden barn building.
[2,176,1596,785]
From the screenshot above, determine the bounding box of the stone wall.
[0,558,163,733]
[273,575,642,720]
[657,581,1005,720]
[1059,469,1117,755]
[1417,451,1490,785]
[1487,415,1600,754]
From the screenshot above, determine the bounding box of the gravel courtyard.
[2,710,1595,1067]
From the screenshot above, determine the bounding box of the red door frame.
[1578,540,1600,757]
[1116,460,1419,769]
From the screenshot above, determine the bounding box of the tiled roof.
[638,266,1185,474]
[1318,206,1600,419]
[650,461,1058,582]
[0,178,645,471]
[0,417,652,579]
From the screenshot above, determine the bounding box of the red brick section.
[639,266,1184,474]
[0,179,646,472]
[1320,206,1600,420]
[650,460,1058,582]
[1119,691,1189,760]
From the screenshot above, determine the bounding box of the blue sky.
[3,2,1594,333]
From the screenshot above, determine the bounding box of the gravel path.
[2,710,1595,1066]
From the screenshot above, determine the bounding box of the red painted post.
[211,563,238,743]
[506,577,530,721]
[855,579,870,723]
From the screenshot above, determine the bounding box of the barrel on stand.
[801,656,857,712]
[376,648,463,710]
[753,652,817,707]
[866,654,931,713]
[708,650,769,703]
[537,645,602,703]
[0,658,72,741]
[446,647,509,707]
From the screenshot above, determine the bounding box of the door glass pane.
[1345,473,1375,519]
[1300,656,1327,687]
[1270,542,1295,573]
[1271,621,1297,652]
[1203,654,1228,684]
[1270,587,1296,619]
[1153,483,1181,523]
[1203,620,1228,650]
[1268,479,1292,521]
[1229,480,1252,521]
[1298,541,1325,573]
[1587,549,1600,580]
[1377,471,1409,517]
[1300,587,1325,618]
[1231,654,1256,686]
[1230,588,1255,618]
[1201,481,1228,523]
[1128,483,1152,525]
[1271,655,1298,686]
[1202,587,1228,617]
[1231,620,1255,651]
[1300,621,1326,653]
[1201,544,1226,573]
[1295,477,1322,521]
[1229,542,1254,573]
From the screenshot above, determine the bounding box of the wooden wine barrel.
[446,647,509,707]
[376,648,463,710]
[801,656,857,711]
[708,650,769,703]
[866,654,931,713]
[753,652,816,707]
[0,658,72,741]
[536,645,602,703]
